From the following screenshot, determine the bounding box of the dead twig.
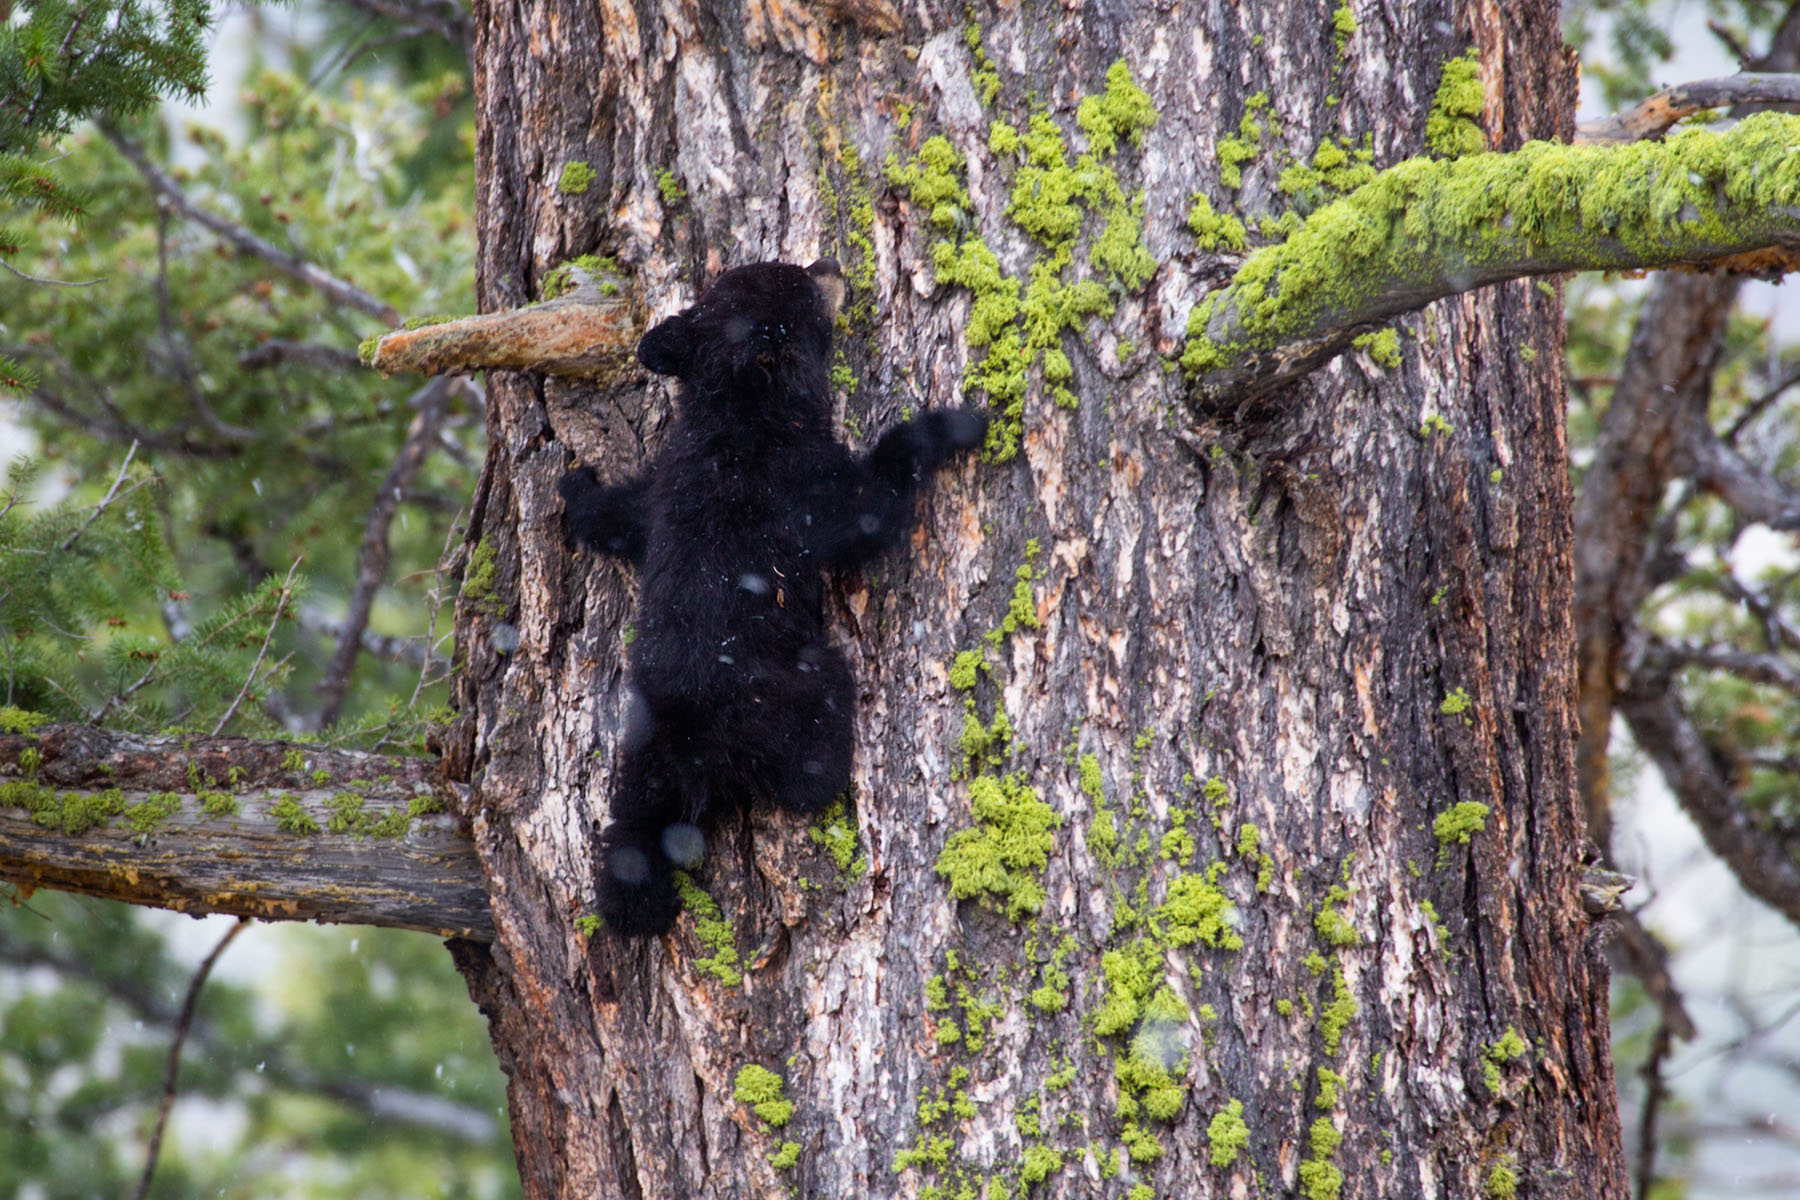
[212,557,303,737]
[1577,72,1800,144]
[130,917,248,1200]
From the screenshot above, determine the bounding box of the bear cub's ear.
[806,258,846,318]
[637,309,697,377]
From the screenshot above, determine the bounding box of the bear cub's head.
[636,259,846,405]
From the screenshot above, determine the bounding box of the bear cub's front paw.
[931,407,989,453]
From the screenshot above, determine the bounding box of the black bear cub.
[559,258,986,936]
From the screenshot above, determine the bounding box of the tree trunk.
[446,2,1627,1197]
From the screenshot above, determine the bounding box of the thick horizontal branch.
[365,265,639,383]
[0,724,491,939]
[1577,73,1800,145]
[1183,112,1800,403]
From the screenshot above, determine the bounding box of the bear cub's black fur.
[559,259,986,937]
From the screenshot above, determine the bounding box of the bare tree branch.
[1619,679,1800,930]
[101,126,399,325]
[131,918,246,1200]
[59,439,144,551]
[315,380,457,728]
[1634,1019,1675,1200]
[366,264,635,381]
[239,339,367,373]
[1686,430,1800,529]
[0,724,489,939]
[296,605,447,671]
[1577,73,1800,144]
[1610,911,1698,1042]
[1652,638,1800,694]
[337,0,472,50]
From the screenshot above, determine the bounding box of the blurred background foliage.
[1,1,510,1196]
[1568,3,1800,1197]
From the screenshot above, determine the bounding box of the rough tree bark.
[439,2,1627,1199]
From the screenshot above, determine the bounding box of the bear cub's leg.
[592,734,703,937]
[763,641,856,814]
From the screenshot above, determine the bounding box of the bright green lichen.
[326,792,367,835]
[407,792,446,818]
[1315,1066,1343,1110]
[460,536,505,617]
[1298,1117,1345,1200]
[1207,1098,1249,1166]
[557,160,595,195]
[1426,50,1485,158]
[539,252,621,300]
[949,649,989,691]
[1277,140,1377,214]
[1235,822,1276,892]
[1485,1159,1519,1199]
[672,871,742,986]
[1314,884,1358,948]
[1482,1025,1528,1093]
[733,1064,794,1128]
[1440,686,1472,717]
[0,706,48,735]
[888,135,971,230]
[1159,864,1243,950]
[1215,93,1271,190]
[892,1133,954,1172]
[769,1141,801,1170]
[655,168,685,204]
[891,62,1158,461]
[1434,801,1490,847]
[269,794,319,834]
[1353,328,1401,367]
[1332,2,1357,53]
[965,18,1000,106]
[935,772,1060,920]
[1090,196,1156,289]
[1019,1144,1064,1186]
[121,791,180,835]
[809,800,865,879]
[1187,192,1247,252]
[574,914,602,937]
[1319,967,1357,1056]
[1076,59,1158,157]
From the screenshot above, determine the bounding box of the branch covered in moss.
[365,262,638,383]
[0,724,490,939]
[1183,113,1800,404]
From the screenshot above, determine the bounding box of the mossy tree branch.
[1182,112,1800,406]
[0,724,491,939]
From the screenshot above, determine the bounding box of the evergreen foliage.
[0,0,212,297]
[2,10,494,1185]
